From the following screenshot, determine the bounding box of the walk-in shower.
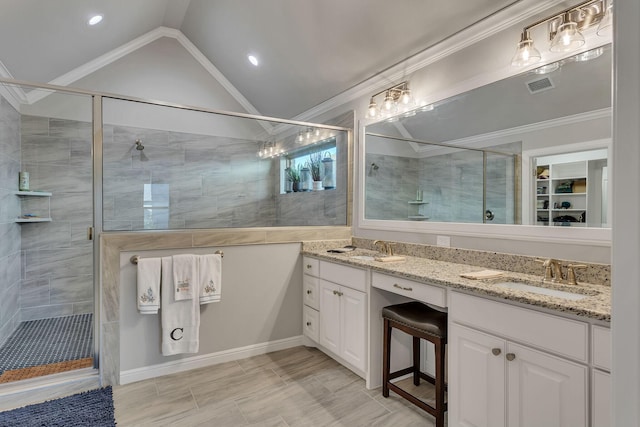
[0,79,350,386]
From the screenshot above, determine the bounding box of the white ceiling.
[0,0,519,119]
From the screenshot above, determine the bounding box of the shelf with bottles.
[14,190,52,223]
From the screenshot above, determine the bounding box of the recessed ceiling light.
[88,14,103,26]
[248,55,259,66]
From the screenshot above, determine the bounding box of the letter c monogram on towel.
[170,328,184,341]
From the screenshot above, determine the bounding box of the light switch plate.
[436,235,451,247]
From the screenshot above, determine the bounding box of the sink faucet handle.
[373,240,387,254]
[566,264,587,285]
[387,243,396,256]
[535,258,554,282]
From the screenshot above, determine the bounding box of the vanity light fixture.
[257,139,285,159]
[511,0,611,67]
[248,54,259,66]
[367,81,416,119]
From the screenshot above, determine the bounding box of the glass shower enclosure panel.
[101,97,349,230]
[0,83,96,382]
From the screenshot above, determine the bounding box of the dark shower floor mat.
[0,314,93,375]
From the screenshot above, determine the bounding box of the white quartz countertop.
[302,247,611,322]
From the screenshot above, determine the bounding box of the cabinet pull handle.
[338,291,343,296]
[306,290,312,294]
[306,264,312,269]
[333,290,338,295]
[306,321,312,326]
[393,283,413,291]
[492,348,501,356]
[506,353,516,361]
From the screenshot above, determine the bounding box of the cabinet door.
[319,280,341,355]
[507,342,587,427]
[340,286,366,371]
[449,324,506,427]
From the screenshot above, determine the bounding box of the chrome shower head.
[135,140,144,151]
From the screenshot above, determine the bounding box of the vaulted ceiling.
[0,0,520,119]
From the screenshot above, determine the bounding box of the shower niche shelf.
[14,190,52,223]
[408,200,428,221]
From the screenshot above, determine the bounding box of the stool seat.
[382,301,448,427]
[382,301,447,338]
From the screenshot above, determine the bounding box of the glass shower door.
[0,84,96,383]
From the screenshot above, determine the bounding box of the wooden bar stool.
[382,301,447,427]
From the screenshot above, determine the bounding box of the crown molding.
[289,0,561,123]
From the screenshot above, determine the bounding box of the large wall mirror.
[361,44,611,241]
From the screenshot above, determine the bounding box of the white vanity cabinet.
[302,256,368,374]
[449,291,589,427]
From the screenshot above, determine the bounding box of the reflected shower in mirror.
[364,44,611,228]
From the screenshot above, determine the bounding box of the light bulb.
[550,14,585,53]
[511,31,541,66]
[400,89,412,105]
[367,98,378,118]
[382,91,395,111]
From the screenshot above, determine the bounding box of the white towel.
[172,254,198,301]
[198,254,222,304]
[136,257,161,314]
[161,256,200,355]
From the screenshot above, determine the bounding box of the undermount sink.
[494,281,590,301]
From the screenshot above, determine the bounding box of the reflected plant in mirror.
[363,44,611,229]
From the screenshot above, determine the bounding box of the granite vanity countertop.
[302,246,611,322]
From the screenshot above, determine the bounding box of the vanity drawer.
[303,305,319,342]
[372,272,446,308]
[320,261,366,292]
[450,291,588,362]
[592,325,611,371]
[303,256,320,277]
[303,275,320,310]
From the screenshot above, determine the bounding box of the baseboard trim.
[119,335,304,385]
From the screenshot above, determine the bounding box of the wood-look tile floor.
[114,346,441,426]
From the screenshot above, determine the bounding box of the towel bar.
[130,250,224,265]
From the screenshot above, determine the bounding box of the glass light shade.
[382,91,395,111]
[550,21,585,52]
[596,5,612,36]
[367,97,378,118]
[400,89,413,105]
[511,37,541,67]
[533,62,560,74]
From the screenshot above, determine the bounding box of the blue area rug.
[0,386,115,426]
[0,314,93,375]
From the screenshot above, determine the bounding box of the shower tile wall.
[365,154,420,220]
[103,125,346,230]
[366,150,514,223]
[0,97,21,345]
[103,125,277,230]
[20,116,93,321]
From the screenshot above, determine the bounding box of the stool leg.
[413,336,420,386]
[434,339,446,427]
[382,318,391,397]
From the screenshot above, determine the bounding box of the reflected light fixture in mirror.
[511,0,611,67]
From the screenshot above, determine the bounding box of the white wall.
[21,37,266,140]
[611,0,640,424]
[119,243,303,378]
